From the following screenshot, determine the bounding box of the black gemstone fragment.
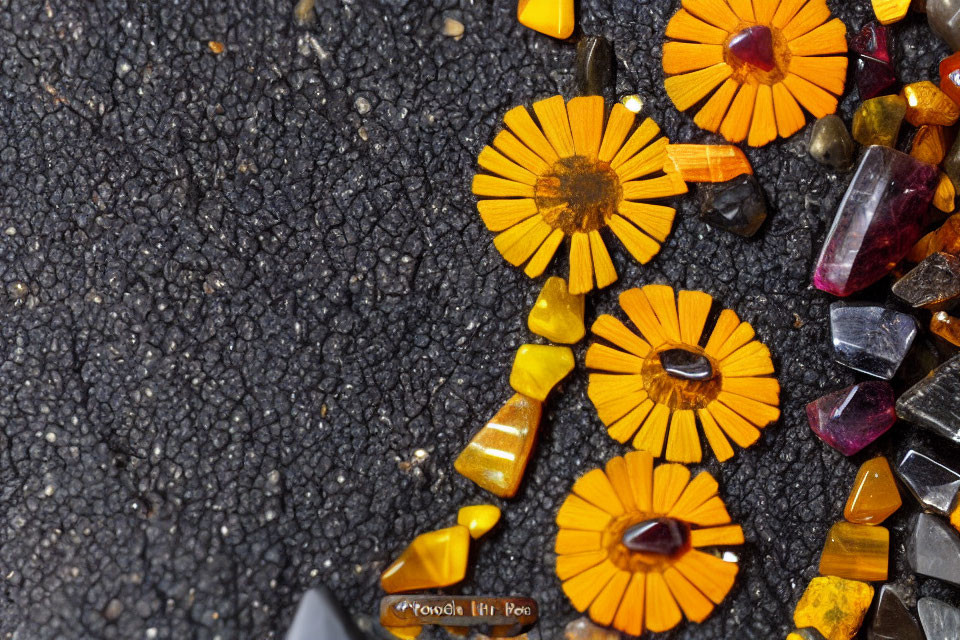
[574,36,613,97]
[697,174,768,238]
[658,348,714,381]
[868,584,923,640]
[896,354,960,444]
[285,588,366,640]
[892,252,960,310]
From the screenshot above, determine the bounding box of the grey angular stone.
[897,354,960,444]
[896,449,960,514]
[808,115,856,171]
[892,252,960,311]
[829,303,917,379]
[919,597,960,640]
[868,584,923,640]
[285,588,365,640]
[929,0,960,51]
[906,513,960,586]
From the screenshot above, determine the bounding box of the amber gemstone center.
[724,23,790,84]
[642,345,721,410]
[535,156,622,234]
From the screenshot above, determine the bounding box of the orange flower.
[472,95,688,295]
[555,451,744,634]
[663,0,848,146]
[586,285,780,463]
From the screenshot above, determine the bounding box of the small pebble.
[442,18,464,39]
[208,41,224,54]
[807,115,855,171]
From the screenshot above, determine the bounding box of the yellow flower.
[586,285,780,463]
[472,95,688,295]
[663,0,848,146]
[555,451,744,635]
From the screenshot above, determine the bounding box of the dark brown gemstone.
[622,517,691,556]
[573,35,613,97]
[658,348,714,381]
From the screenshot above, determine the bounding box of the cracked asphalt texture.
[2,0,960,638]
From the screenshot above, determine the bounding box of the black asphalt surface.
[1,0,959,638]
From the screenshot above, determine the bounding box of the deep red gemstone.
[856,56,897,100]
[622,518,691,556]
[727,25,776,72]
[851,22,891,63]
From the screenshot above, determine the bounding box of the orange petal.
[620,287,668,347]
[556,495,614,531]
[665,409,702,463]
[691,524,745,547]
[612,572,646,635]
[748,84,777,147]
[556,528,603,554]
[503,105,559,163]
[617,201,676,242]
[588,231,617,289]
[781,0,831,41]
[771,0,806,28]
[493,129,550,175]
[615,138,669,182]
[610,119,660,170]
[568,232,594,295]
[727,0,755,21]
[588,373,647,424]
[788,18,848,56]
[605,456,638,512]
[697,407,735,462]
[573,468,626,516]
[472,173,535,198]
[662,567,715,622]
[705,401,761,449]
[621,172,688,201]
[632,403,670,456]
[477,198,538,232]
[598,104,636,163]
[790,56,848,95]
[713,321,756,360]
[591,315,652,357]
[533,95,575,158]
[608,215,661,265]
[720,342,774,377]
[645,571,683,633]
[717,390,781,427]
[493,216,552,266]
[609,399,654,443]
[478,146,538,184]
[653,462,691,513]
[703,309,741,356]
[754,0,780,24]
[556,549,608,581]
[585,343,645,374]
[680,0,739,30]
[588,569,631,626]
[523,228,564,278]
[721,376,781,405]
[683,495,732,526]
[720,83,758,144]
[562,560,619,611]
[772,82,807,139]
[642,284,682,343]
[678,289,714,345]
[662,42,724,74]
[668,470,719,519]
[782,73,839,118]
[673,549,739,604]
[567,95,605,160]
[625,450,654,512]
[694,78,738,133]
[665,9,728,45]
[665,64,733,112]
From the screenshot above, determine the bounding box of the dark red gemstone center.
[621,517,691,556]
[728,25,776,72]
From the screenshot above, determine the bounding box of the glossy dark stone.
[574,35,613,97]
[892,252,960,310]
[852,22,891,62]
[622,518,690,556]
[928,0,960,51]
[896,449,960,514]
[285,588,365,640]
[897,354,960,444]
[856,56,898,100]
[919,597,960,640]
[728,25,776,71]
[867,584,923,640]
[906,513,960,586]
[658,348,714,381]
[829,303,917,379]
[807,115,856,171]
[697,174,768,237]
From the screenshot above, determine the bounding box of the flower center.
[535,156,621,234]
[604,513,692,571]
[642,344,721,410]
[724,23,790,84]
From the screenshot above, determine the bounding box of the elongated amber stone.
[385,626,423,640]
[909,213,960,262]
[872,0,911,24]
[932,311,960,347]
[381,525,471,593]
[527,276,585,344]
[935,172,956,213]
[457,504,501,539]
[454,393,542,498]
[903,81,960,126]
[852,95,906,147]
[794,576,874,640]
[665,144,753,183]
[911,125,948,165]
[844,456,902,525]
[510,344,575,401]
[819,521,889,581]
[517,0,574,39]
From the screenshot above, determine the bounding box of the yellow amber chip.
[902,81,960,127]
[517,0,574,39]
[910,125,948,165]
[510,344,575,401]
[528,276,586,344]
[932,311,960,347]
[852,95,906,148]
[457,504,502,539]
[380,525,471,593]
[818,521,889,582]
[872,0,911,25]
[793,576,874,640]
[844,456,901,525]
[384,626,423,640]
[454,393,542,498]
[952,501,960,535]
[935,173,956,213]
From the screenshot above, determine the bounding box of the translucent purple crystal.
[806,381,897,455]
[813,146,939,297]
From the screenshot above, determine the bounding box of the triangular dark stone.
[868,584,923,640]
[285,588,366,640]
